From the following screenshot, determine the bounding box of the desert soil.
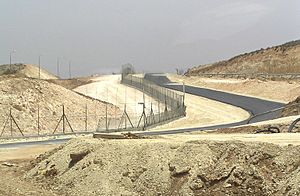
[75,75,162,116]
[0,75,119,137]
[12,135,299,195]
[0,144,60,196]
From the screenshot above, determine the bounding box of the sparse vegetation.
[186,40,300,75]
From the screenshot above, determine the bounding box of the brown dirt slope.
[0,76,119,136]
[0,159,57,196]
[26,138,300,196]
[186,40,300,75]
[0,63,58,79]
[282,96,300,117]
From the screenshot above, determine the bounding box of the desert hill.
[0,64,120,136]
[186,40,300,75]
[0,63,58,79]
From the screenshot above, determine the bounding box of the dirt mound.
[26,137,300,195]
[0,64,58,79]
[186,40,300,75]
[0,76,119,136]
[281,96,300,117]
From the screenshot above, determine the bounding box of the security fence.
[121,74,185,109]
[187,73,300,80]
[0,103,116,138]
[120,73,186,130]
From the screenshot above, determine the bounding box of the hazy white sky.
[0,0,299,77]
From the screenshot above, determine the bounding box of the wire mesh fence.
[119,73,186,131]
[0,103,112,138]
[0,69,186,138]
[121,74,185,110]
[0,99,185,138]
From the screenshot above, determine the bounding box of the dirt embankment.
[24,137,300,196]
[0,76,119,136]
[282,96,300,117]
[186,40,300,75]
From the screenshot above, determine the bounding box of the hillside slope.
[186,40,300,75]
[0,76,119,136]
[0,64,58,79]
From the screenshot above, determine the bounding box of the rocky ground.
[282,96,300,117]
[0,159,57,196]
[7,136,296,196]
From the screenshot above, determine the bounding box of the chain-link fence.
[187,73,300,80]
[0,66,186,138]
[96,106,186,132]
[119,72,186,131]
[0,103,113,138]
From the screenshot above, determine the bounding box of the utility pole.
[9,50,16,71]
[68,61,72,79]
[56,57,60,78]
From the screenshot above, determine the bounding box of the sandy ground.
[74,75,249,131]
[74,75,161,117]
[0,144,58,161]
[168,74,300,103]
[0,76,118,136]
[23,136,300,195]
[151,92,249,130]
[171,132,300,146]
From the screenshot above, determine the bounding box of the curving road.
[141,73,285,135]
[0,74,285,147]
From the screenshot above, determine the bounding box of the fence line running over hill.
[120,73,186,130]
[187,73,300,80]
[0,73,186,139]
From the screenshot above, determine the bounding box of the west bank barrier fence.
[120,73,186,129]
[188,73,300,80]
[0,74,186,138]
[0,103,114,138]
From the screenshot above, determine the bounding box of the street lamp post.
[69,61,72,79]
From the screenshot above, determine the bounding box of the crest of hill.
[0,63,58,79]
[186,40,300,75]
